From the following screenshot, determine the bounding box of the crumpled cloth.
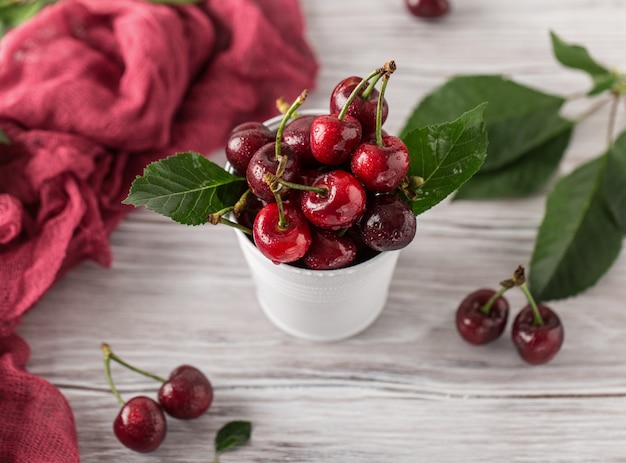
[0,0,318,460]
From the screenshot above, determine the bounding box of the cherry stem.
[274,192,288,230]
[264,172,328,196]
[337,65,386,120]
[361,72,384,100]
[275,89,308,171]
[573,96,612,124]
[102,343,125,407]
[375,74,390,146]
[479,285,510,316]
[101,342,167,384]
[518,282,544,326]
[218,216,252,235]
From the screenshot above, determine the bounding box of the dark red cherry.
[405,0,450,18]
[329,76,388,135]
[282,115,318,167]
[158,365,213,420]
[360,194,416,251]
[351,136,410,193]
[253,202,312,264]
[310,114,362,165]
[302,228,358,270]
[300,170,367,231]
[511,304,564,365]
[246,142,300,203]
[455,289,509,345]
[225,122,274,174]
[113,396,166,453]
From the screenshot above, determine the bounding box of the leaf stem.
[606,92,620,147]
[572,96,612,124]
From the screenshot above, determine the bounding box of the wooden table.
[17,1,626,461]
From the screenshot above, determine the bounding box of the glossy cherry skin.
[360,194,416,251]
[282,115,317,167]
[158,365,213,420]
[253,202,312,264]
[329,76,388,136]
[302,228,358,270]
[301,170,367,231]
[351,136,410,193]
[225,122,274,174]
[405,0,450,18]
[113,396,166,453]
[246,142,300,203]
[511,304,564,365]
[310,114,362,165]
[455,289,509,345]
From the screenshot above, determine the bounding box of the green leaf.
[529,155,623,301]
[605,130,626,232]
[454,123,572,199]
[214,421,252,458]
[0,0,47,28]
[550,31,617,95]
[399,75,571,197]
[0,128,10,145]
[146,0,201,3]
[123,152,245,226]
[402,103,488,216]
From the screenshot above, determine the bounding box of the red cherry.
[310,114,362,165]
[282,115,318,167]
[455,289,510,345]
[302,228,358,270]
[511,304,564,365]
[225,122,274,174]
[329,76,389,136]
[360,194,416,251]
[113,396,166,453]
[405,0,450,18]
[300,170,367,231]
[158,365,213,420]
[351,136,410,193]
[253,202,312,264]
[246,142,300,203]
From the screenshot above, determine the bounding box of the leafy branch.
[399,31,626,302]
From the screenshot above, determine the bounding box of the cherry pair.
[101,343,213,453]
[455,266,565,365]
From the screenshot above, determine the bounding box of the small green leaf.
[399,75,571,197]
[529,155,623,301]
[550,31,618,95]
[0,0,48,28]
[402,103,488,216]
[605,130,626,232]
[146,0,201,3]
[454,123,572,199]
[123,152,245,226]
[214,420,252,459]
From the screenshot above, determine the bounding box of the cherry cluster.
[101,343,213,453]
[455,266,565,365]
[224,61,418,270]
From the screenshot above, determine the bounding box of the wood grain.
[16,0,626,461]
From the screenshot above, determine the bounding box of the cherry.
[300,170,367,231]
[329,75,389,136]
[158,365,213,420]
[253,202,312,264]
[246,142,300,203]
[405,0,450,18]
[360,193,416,251]
[310,114,362,165]
[302,228,358,270]
[351,135,410,193]
[113,396,167,453]
[455,288,510,345]
[512,303,564,365]
[225,122,275,174]
[282,115,318,167]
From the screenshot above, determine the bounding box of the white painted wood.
[16,0,626,461]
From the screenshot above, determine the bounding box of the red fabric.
[0,0,318,460]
